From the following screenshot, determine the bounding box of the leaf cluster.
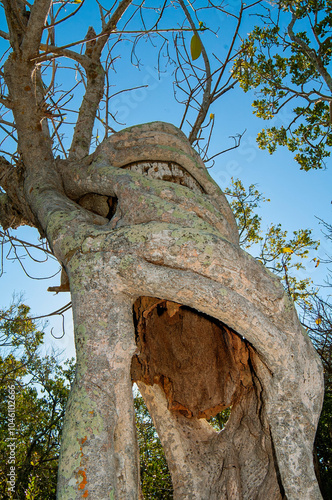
[225,178,319,303]
[234,1,332,170]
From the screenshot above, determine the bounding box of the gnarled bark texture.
[1,116,324,499]
[54,122,323,499]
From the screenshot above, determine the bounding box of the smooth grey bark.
[57,284,140,499]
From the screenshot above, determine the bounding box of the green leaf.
[190,33,202,61]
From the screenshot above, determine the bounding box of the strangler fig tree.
[0,1,324,499]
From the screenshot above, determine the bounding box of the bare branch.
[178,0,211,145]
[206,129,246,164]
[94,0,134,57]
[2,0,29,52]
[68,29,105,159]
[211,4,244,97]
[0,118,16,129]
[68,0,134,159]
[45,0,86,29]
[0,229,54,257]
[0,30,9,40]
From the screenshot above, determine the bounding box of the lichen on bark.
[0,1,325,496]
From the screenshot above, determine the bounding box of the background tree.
[2,182,330,499]
[226,178,332,498]
[0,302,75,499]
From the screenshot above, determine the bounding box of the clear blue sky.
[0,1,331,360]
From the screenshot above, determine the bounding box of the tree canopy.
[235,0,332,170]
[0,302,75,499]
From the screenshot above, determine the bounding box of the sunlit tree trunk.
[1,114,325,499]
[0,1,324,498]
[57,282,139,498]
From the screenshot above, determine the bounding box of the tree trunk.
[57,281,140,498]
[54,123,324,499]
[1,113,324,498]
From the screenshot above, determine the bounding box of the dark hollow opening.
[131,297,286,499]
[131,297,253,419]
[77,193,118,220]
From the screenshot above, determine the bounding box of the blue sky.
[0,1,331,360]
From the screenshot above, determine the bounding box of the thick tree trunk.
[0,112,324,498]
[57,278,140,498]
[53,123,323,499]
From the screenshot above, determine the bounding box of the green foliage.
[134,394,173,499]
[315,380,332,498]
[224,178,270,248]
[234,1,332,170]
[0,303,75,500]
[225,178,319,303]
